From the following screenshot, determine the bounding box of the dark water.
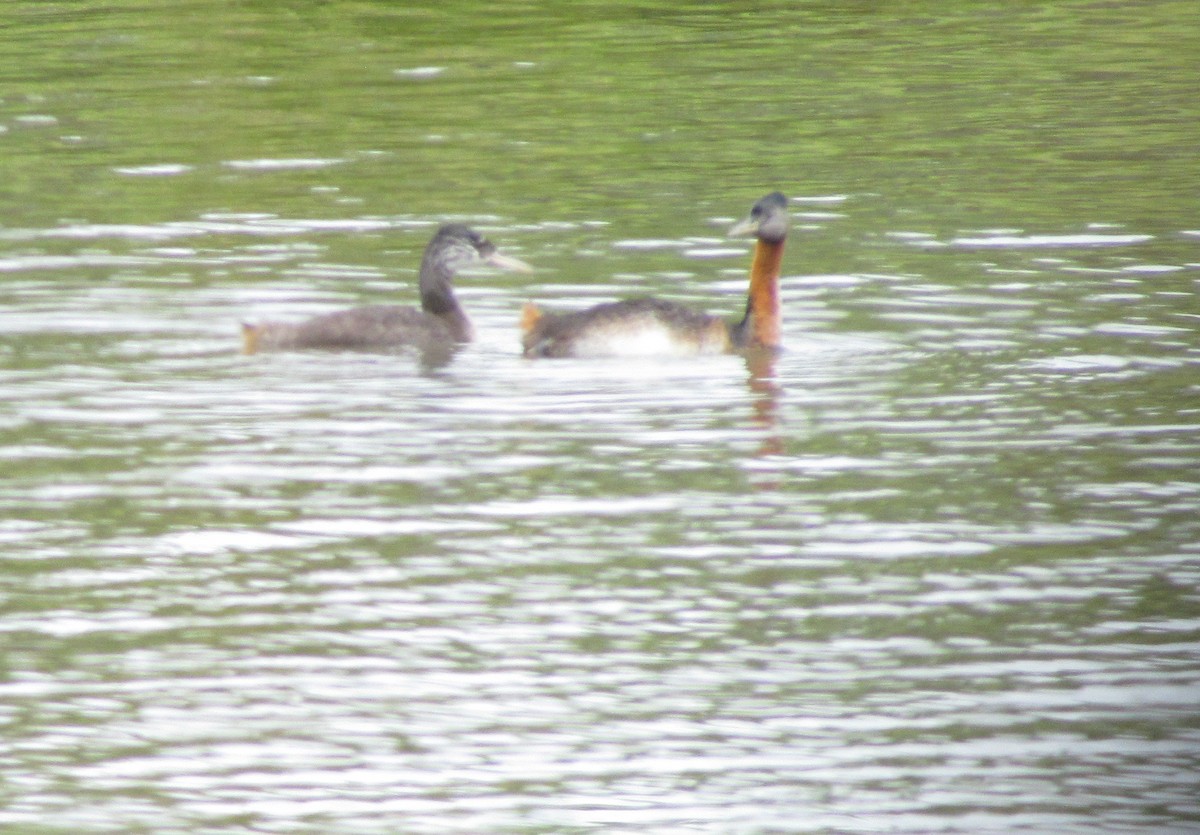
[2,2,1198,832]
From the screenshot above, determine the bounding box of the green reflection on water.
[0,1,1195,233]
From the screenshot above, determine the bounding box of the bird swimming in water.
[519,192,788,358]
[242,223,531,354]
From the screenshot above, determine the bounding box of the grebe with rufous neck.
[520,192,788,358]
[242,224,531,354]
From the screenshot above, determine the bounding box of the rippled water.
[3,2,1200,833]
[4,207,1197,833]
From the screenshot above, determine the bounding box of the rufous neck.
[745,237,784,349]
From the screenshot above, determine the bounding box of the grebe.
[242,224,531,354]
[520,192,788,358]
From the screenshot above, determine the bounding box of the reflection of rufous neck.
[747,237,784,349]
[744,348,784,472]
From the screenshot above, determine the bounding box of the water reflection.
[744,347,785,460]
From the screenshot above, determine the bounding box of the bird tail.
[241,322,262,355]
[519,302,542,335]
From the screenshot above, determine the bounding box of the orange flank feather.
[241,322,262,355]
[520,301,543,335]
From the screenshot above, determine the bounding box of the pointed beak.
[486,250,534,273]
[728,217,759,237]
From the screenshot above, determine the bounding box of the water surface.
[1,2,1198,832]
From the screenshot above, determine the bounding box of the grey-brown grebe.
[520,192,788,358]
[243,224,531,354]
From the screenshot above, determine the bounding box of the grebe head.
[419,223,532,319]
[422,223,533,280]
[729,191,789,242]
